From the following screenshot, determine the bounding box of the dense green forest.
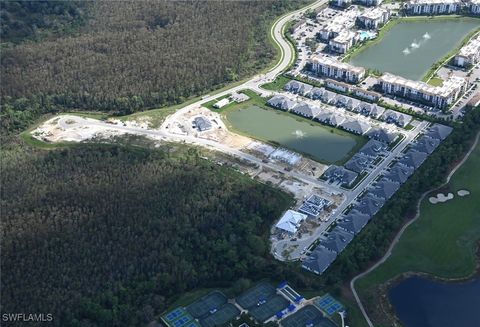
[0,0,88,42]
[2,2,480,327]
[0,144,295,326]
[1,0,307,118]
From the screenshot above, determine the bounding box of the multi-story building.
[330,0,352,8]
[317,8,359,41]
[470,0,480,14]
[318,23,343,42]
[405,0,461,15]
[309,55,366,83]
[357,8,391,29]
[357,0,384,6]
[329,30,359,54]
[453,34,480,68]
[378,73,468,109]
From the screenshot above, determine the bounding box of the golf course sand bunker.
[457,189,471,197]
[429,192,454,204]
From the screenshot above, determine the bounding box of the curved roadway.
[162,0,326,110]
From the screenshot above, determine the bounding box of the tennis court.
[162,308,200,327]
[236,282,276,310]
[199,303,240,327]
[315,294,344,316]
[248,294,289,322]
[186,291,228,319]
[280,305,323,327]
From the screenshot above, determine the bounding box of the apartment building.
[470,0,480,14]
[357,8,391,29]
[405,0,461,15]
[318,23,343,42]
[309,55,366,83]
[330,0,352,8]
[329,30,359,53]
[378,73,468,109]
[317,7,360,41]
[453,34,480,68]
[357,0,384,6]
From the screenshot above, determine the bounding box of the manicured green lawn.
[261,75,292,91]
[358,140,480,290]
[427,77,444,87]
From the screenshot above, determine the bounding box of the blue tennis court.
[162,307,200,327]
[317,295,334,308]
[174,316,191,327]
[186,291,228,319]
[315,294,344,316]
[165,308,185,322]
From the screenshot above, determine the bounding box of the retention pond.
[389,276,480,327]
[225,105,362,164]
[350,17,480,80]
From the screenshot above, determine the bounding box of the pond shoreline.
[350,131,480,327]
[223,105,366,165]
[346,16,480,81]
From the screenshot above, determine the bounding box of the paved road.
[58,116,343,195]
[272,120,429,260]
[349,131,480,327]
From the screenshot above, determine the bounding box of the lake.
[350,18,480,80]
[389,276,480,327]
[225,105,361,163]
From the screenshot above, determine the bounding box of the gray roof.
[267,95,296,111]
[384,164,414,184]
[194,116,212,131]
[316,112,344,126]
[425,124,453,141]
[267,95,287,107]
[329,113,345,126]
[369,179,400,200]
[284,80,313,96]
[309,87,325,100]
[337,209,371,234]
[334,95,349,107]
[339,119,371,135]
[358,139,387,158]
[231,93,250,102]
[398,149,427,169]
[322,90,335,103]
[382,110,412,128]
[320,227,354,254]
[292,102,322,118]
[302,247,337,274]
[346,98,361,111]
[354,195,385,216]
[357,103,385,118]
[344,154,373,173]
[323,165,358,187]
[366,127,399,144]
[411,136,440,154]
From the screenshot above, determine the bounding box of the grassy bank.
[217,90,366,165]
[422,26,480,82]
[356,136,480,325]
[344,15,480,83]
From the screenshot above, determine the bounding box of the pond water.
[389,276,480,327]
[225,105,360,163]
[350,18,480,80]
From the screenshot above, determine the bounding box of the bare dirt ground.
[31,115,139,143]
